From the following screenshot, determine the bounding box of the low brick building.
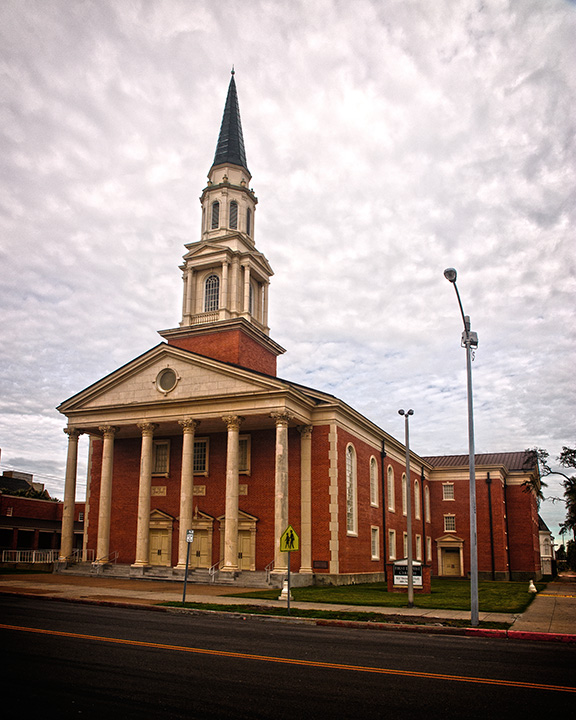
[56,73,543,584]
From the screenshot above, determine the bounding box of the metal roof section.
[422,451,536,472]
[211,69,249,173]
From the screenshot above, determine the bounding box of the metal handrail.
[208,560,222,583]
[265,559,274,585]
[92,550,119,566]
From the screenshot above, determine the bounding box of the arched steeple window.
[246,207,252,236]
[229,201,238,229]
[204,274,220,312]
[211,201,220,229]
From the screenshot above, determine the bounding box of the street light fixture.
[398,408,414,608]
[444,267,479,627]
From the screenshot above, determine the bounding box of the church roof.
[422,451,537,472]
[211,70,249,173]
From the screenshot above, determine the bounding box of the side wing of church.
[57,73,544,585]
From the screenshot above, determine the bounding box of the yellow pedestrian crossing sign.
[280,525,299,552]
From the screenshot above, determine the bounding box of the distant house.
[538,516,555,576]
[0,472,84,558]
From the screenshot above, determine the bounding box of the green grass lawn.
[228,579,546,614]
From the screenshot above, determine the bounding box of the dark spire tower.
[159,72,285,375]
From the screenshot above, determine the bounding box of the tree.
[526,445,576,543]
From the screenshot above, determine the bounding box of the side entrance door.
[149,529,171,566]
[441,547,461,576]
[238,530,252,571]
[190,529,210,568]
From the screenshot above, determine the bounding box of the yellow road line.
[1,623,574,694]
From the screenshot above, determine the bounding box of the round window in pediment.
[156,368,178,394]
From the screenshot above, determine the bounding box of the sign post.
[182,529,194,604]
[280,525,299,615]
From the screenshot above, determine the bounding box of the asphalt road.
[1,596,574,719]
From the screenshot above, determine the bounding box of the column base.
[130,563,150,576]
[220,565,239,573]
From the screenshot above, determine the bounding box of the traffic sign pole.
[182,529,194,604]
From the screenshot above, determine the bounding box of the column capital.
[222,415,244,431]
[98,425,118,438]
[271,411,292,427]
[179,418,200,433]
[63,427,83,440]
[137,422,158,436]
[297,424,313,438]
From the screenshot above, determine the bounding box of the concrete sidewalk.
[1,571,574,641]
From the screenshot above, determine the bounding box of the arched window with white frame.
[204,274,220,312]
[424,486,431,523]
[414,479,421,520]
[345,444,357,535]
[402,473,407,516]
[387,466,395,511]
[370,456,378,507]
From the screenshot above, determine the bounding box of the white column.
[185,268,194,320]
[221,261,229,314]
[133,423,158,566]
[262,282,269,327]
[59,428,82,561]
[243,264,251,313]
[222,415,244,571]
[272,411,291,571]
[231,256,240,314]
[177,418,200,568]
[298,425,313,573]
[96,426,117,563]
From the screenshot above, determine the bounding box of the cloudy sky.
[1,0,575,540]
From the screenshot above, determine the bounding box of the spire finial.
[231,65,235,75]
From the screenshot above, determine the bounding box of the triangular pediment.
[58,343,287,415]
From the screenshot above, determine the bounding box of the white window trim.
[388,529,396,560]
[416,534,422,561]
[402,473,407,516]
[371,526,380,560]
[444,514,456,532]
[426,536,432,562]
[387,466,395,512]
[442,483,455,501]
[403,531,408,559]
[152,439,170,477]
[370,456,379,507]
[193,437,209,476]
[239,435,251,475]
[425,486,431,523]
[414,479,421,520]
[345,444,358,536]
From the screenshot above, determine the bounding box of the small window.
[443,483,455,500]
[387,466,395,511]
[239,435,251,474]
[388,529,396,560]
[153,440,170,475]
[211,201,220,229]
[204,274,220,312]
[229,201,238,229]
[246,207,252,235]
[78,512,84,522]
[6,507,13,517]
[193,439,209,475]
[156,367,178,394]
[370,457,378,507]
[414,479,421,520]
[402,473,407,516]
[444,514,456,532]
[371,526,380,560]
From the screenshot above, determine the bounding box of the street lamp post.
[443,268,479,627]
[399,408,414,608]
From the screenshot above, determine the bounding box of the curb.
[2,590,575,643]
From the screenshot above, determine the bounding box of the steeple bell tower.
[159,71,285,376]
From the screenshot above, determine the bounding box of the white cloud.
[0,0,574,535]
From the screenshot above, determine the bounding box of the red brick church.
[57,73,543,585]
